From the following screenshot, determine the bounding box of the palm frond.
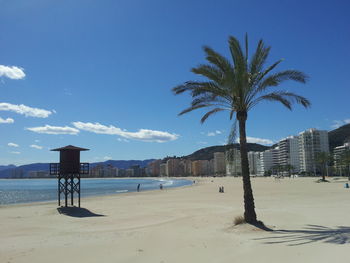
[200,108,225,123]
[191,64,223,83]
[251,91,311,110]
[178,103,212,116]
[203,46,233,74]
[249,39,270,75]
[228,36,246,70]
[247,70,309,102]
[227,119,238,145]
[245,33,249,64]
[260,70,308,89]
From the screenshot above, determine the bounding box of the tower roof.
[51,145,89,151]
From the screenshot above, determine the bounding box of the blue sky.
[1,0,349,165]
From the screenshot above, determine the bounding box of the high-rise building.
[213,152,226,176]
[277,136,300,173]
[333,142,350,175]
[248,151,261,176]
[147,159,161,176]
[257,148,279,176]
[226,148,241,176]
[166,158,182,176]
[298,128,329,174]
[191,160,210,176]
[180,159,192,176]
[159,163,167,177]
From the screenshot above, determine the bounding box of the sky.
[0,0,349,165]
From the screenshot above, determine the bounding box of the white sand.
[1,177,350,263]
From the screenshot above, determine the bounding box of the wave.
[115,190,128,193]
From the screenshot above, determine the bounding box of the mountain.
[0,164,16,171]
[90,159,155,169]
[328,123,350,151]
[184,143,269,161]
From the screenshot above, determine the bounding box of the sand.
[1,177,350,263]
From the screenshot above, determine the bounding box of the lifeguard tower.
[50,145,89,207]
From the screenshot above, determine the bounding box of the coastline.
[1,177,350,263]
[0,177,193,207]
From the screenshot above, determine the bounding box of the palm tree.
[315,152,332,181]
[172,35,310,224]
[284,164,295,177]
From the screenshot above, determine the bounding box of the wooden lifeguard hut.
[50,145,89,207]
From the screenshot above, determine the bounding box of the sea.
[0,178,192,205]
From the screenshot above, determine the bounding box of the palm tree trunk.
[237,111,257,224]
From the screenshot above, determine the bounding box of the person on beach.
[137,184,140,192]
[160,184,163,190]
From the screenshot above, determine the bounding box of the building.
[213,152,226,176]
[159,163,167,177]
[248,151,260,176]
[125,169,134,177]
[147,159,161,177]
[192,160,210,176]
[130,165,142,177]
[179,159,192,176]
[166,158,182,176]
[298,128,329,174]
[333,143,350,175]
[226,148,241,176]
[277,136,300,173]
[257,148,279,176]
[28,170,50,178]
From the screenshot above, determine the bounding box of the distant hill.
[0,160,155,178]
[328,123,350,151]
[184,143,269,161]
[90,159,155,169]
[0,164,16,171]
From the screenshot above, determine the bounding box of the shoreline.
[1,177,350,263]
[0,177,195,208]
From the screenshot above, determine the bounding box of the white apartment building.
[225,148,241,176]
[278,136,300,173]
[248,151,260,176]
[257,148,279,176]
[159,163,167,177]
[333,142,350,174]
[298,128,329,174]
[213,152,226,176]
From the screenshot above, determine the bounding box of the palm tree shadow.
[255,225,350,246]
[57,207,105,218]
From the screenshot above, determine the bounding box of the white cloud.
[0,117,14,124]
[207,130,222,136]
[103,156,112,160]
[72,121,179,143]
[236,136,274,145]
[0,103,52,118]
[331,119,350,129]
[197,141,208,145]
[10,151,20,154]
[34,139,40,143]
[0,65,25,79]
[26,125,79,135]
[246,137,274,145]
[30,144,43,149]
[117,138,129,142]
[8,142,19,147]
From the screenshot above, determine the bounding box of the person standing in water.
[137,184,140,192]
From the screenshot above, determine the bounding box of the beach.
[1,177,349,263]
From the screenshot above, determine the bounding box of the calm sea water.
[0,178,192,205]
